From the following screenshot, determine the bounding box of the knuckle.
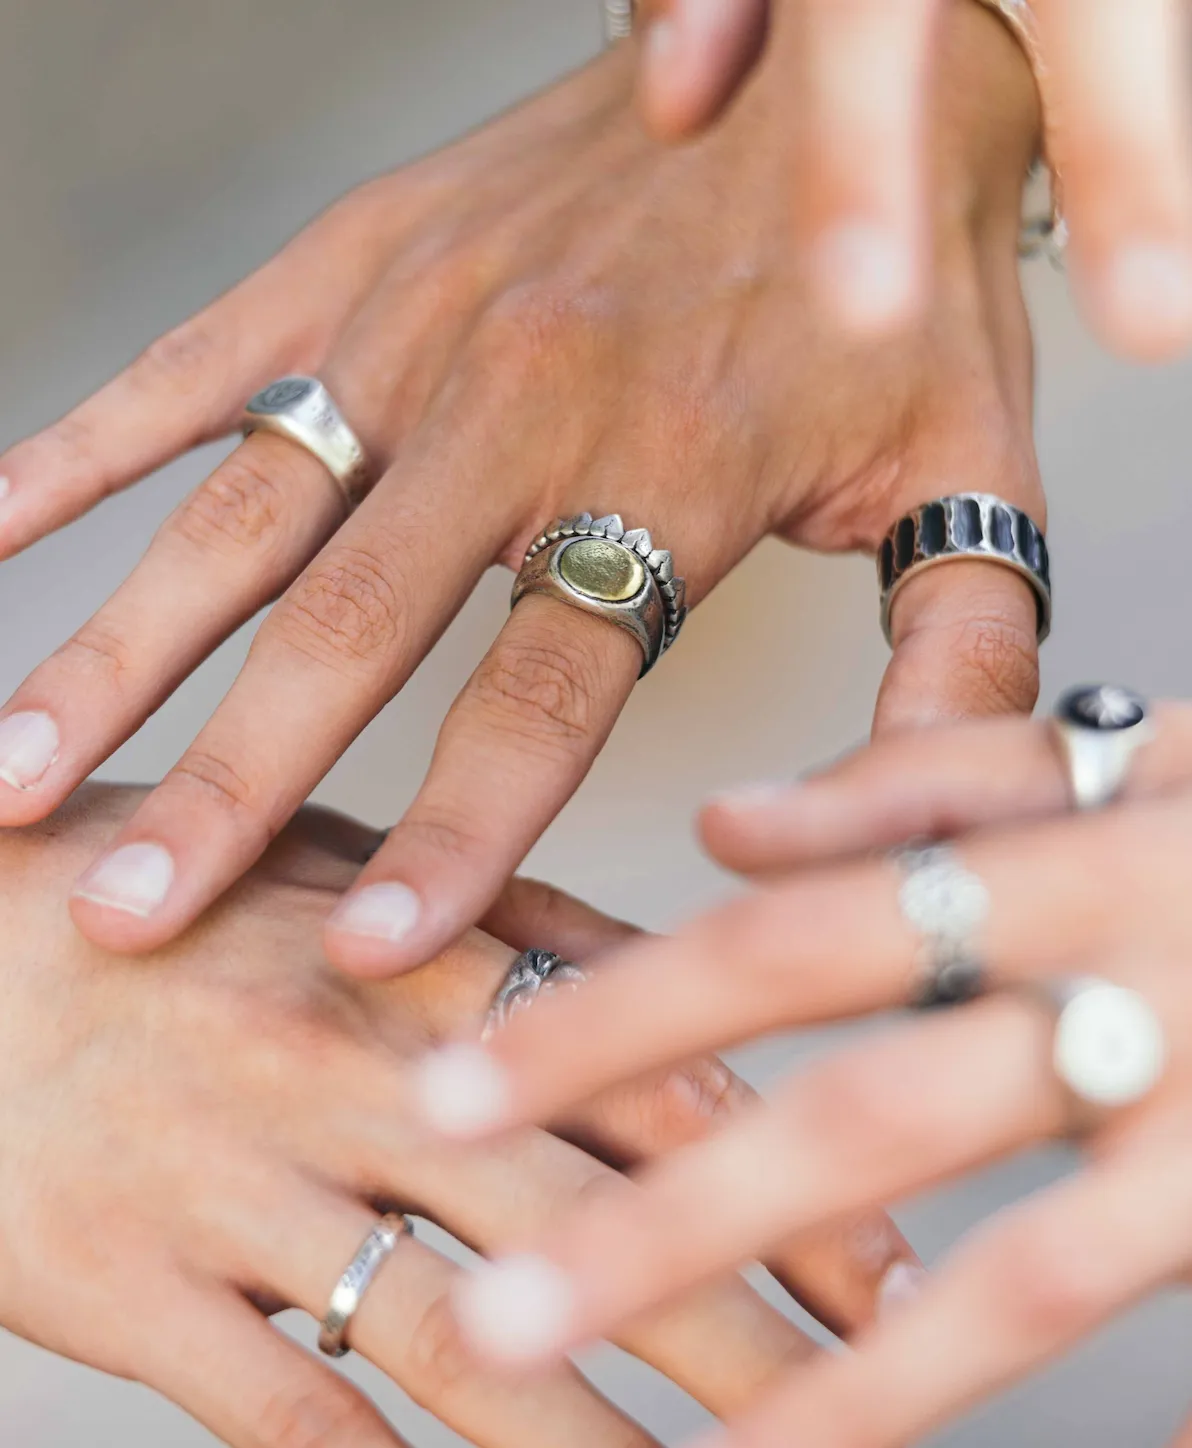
[58,619,133,685]
[255,1378,382,1448]
[474,280,602,381]
[170,749,260,818]
[469,637,600,748]
[949,611,1040,717]
[390,807,486,869]
[630,1059,750,1153]
[271,546,407,670]
[168,453,291,556]
[403,1289,475,1405]
[987,1217,1108,1343]
[132,319,221,393]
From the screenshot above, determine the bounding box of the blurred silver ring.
[483,948,588,1040]
[242,376,370,508]
[897,843,990,1008]
[318,1214,412,1359]
[1050,684,1153,811]
[603,0,634,41]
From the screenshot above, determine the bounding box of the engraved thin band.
[318,1214,412,1359]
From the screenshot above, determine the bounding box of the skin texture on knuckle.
[253,1377,392,1448]
[980,1212,1118,1349]
[401,1288,478,1408]
[468,636,603,751]
[168,748,263,823]
[167,451,298,559]
[271,546,409,674]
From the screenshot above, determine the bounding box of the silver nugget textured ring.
[483,948,588,1040]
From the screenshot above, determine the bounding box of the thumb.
[873,557,1042,736]
[635,0,770,141]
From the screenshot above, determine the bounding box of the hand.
[632,0,1192,360]
[0,783,917,1447]
[0,4,1041,975]
[418,702,1192,1446]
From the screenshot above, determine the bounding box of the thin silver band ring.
[318,1214,412,1359]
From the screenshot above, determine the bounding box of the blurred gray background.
[1,1,1190,1443]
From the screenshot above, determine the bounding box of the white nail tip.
[415,1042,512,1138]
[73,842,175,917]
[706,780,795,812]
[815,222,915,330]
[0,476,11,502]
[454,1255,574,1364]
[1107,243,1192,325]
[0,711,59,790]
[329,881,421,943]
[878,1261,927,1316]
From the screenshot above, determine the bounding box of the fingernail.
[878,1260,927,1316]
[706,780,796,813]
[0,711,59,790]
[645,15,677,62]
[73,842,175,917]
[415,1042,513,1138]
[814,222,916,332]
[0,476,10,504]
[328,881,421,943]
[1104,242,1192,338]
[454,1254,575,1364]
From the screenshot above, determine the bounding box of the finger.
[66,439,508,953]
[1037,0,1192,360]
[450,996,1065,1367]
[0,434,345,823]
[0,186,401,561]
[0,234,493,828]
[324,593,641,977]
[796,0,937,333]
[417,784,1183,1140]
[636,0,770,142]
[701,702,1192,876]
[709,1151,1192,1448]
[873,555,1042,736]
[138,1281,410,1448]
[419,900,924,1339]
[353,1131,820,1417]
[234,1187,665,1447]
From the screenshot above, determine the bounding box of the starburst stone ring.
[512,514,687,676]
[1051,684,1154,811]
[878,493,1051,646]
[897,843,991,1008]
[483,948,588,1041]
[242,376,371,508]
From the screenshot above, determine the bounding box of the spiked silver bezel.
[523,513,687,655]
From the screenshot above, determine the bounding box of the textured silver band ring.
[483,948,588,1040]
[1050,684,1153,811]
[1029,976,1166,1132]
[318,1214,412,1359]
[512,513,687,676]
[878,493,1051,646]
[897,843,991,1008]
[242,376,371,508]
